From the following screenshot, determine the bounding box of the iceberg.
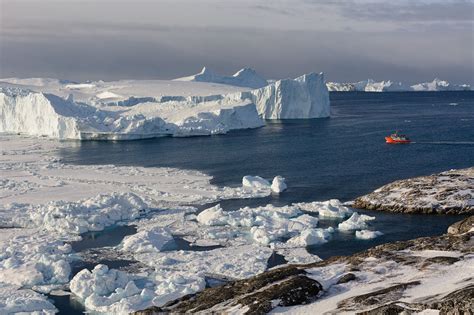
[338,212,376,231]
[411,78,471,91]
[233,72,330,119]
[327,78,471,92]
[355,230,383,240]
[271,176,287,194]
[174,67,268,89]
[0,70,331,140]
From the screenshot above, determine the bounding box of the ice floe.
[271,176,287,194]
[338,213,376,231]
[355,229,383,240]
[120,227,173,254]
[0,283,57,314]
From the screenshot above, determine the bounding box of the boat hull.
[385,136,411,144]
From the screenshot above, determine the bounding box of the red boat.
[385,131,411,144]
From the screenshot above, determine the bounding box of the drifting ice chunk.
[355,230,383,240]
[271,176,287,194]
[286,228,333,247]
[338,213,375,231]
[297,199,353,218]
[120,227,173,253]
[242,176,271,190]
[70,265,150,313]
[23,193,149,234]
[0,284,57,314]
[196,204,229,226]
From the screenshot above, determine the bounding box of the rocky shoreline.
[353,168,474,214]
[133,216,473,314]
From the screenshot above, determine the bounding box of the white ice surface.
[0,71,330,140]
[355,229,383,240]
[174,67,268,89]
[327,78,471,92]
[338,212,376,231]
[271,176,287,194]
[0,136,370,314]
[0,283,57,314]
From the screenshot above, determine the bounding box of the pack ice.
[0,69,330,140]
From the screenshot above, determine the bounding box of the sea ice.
[286,228,333,246]
[242,175,271,191]
[338,213,376,231]
[70,264,152,313]
[0,283,57,314]
[196,204,229,226]
[120,227,173,253]
[296,199,353,219]
[355,230,383,240]
[271,176,287,194]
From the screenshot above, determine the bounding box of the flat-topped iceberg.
[0,71,330,140]
[174,67,268,89]
[327,78,471,92]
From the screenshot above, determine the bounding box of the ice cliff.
[0,71,330,140]
[233,72,330,119]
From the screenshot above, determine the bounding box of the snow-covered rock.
[353,167,474,215]
[271,176,287,194]
[174,67,268,89]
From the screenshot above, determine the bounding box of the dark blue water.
[58,91,474,258]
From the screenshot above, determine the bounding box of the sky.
[1,0,473,84]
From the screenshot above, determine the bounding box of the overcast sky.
[1,0,473,84]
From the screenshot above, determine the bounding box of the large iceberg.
[174,67,268,89]
[327,78,471,92]
[233,72,330,119]
[411,78,471,91]
[0,71,330,140]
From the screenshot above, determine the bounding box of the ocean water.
[54,91,474,313]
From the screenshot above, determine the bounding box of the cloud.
[0,0,472,84]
